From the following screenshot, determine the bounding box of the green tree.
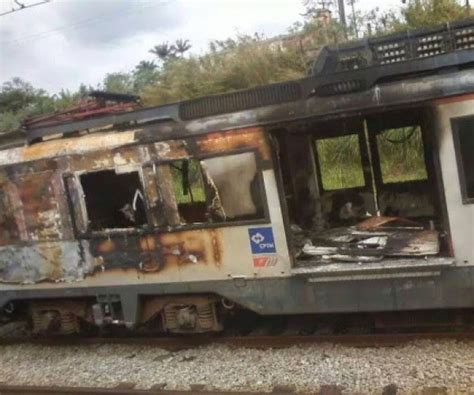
[102,72,134,94]
[142,34,308,106]
[348,0,472,36]
[133,61,159,93]
[0,78,54,135]
[52,86,88,111]
[397,0,471,30]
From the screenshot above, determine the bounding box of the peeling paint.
[0,127,267,284]
[0,241,93,284]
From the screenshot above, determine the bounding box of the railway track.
[0,385,319,395]
[1,331,473,350]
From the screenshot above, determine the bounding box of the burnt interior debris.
[80,170,147,231]
[297,216,439,263]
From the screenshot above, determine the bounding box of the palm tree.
[149,43,175,61]
[134,60,157,74]
[174,39,192,57]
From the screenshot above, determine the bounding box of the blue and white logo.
[248,227,276,254]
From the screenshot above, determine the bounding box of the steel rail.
[0,385,317,395]
[1,331,473,350]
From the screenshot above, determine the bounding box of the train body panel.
[0,127,291,289]
[0,20,473,333]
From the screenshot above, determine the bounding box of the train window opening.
[376,126,428,184]
[79,170,147,231]
[168,152,266,225]
[313,132,374,230]
[315,134,365,191]
[452,116,474,204]
[370,122,437,222]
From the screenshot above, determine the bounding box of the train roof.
[3,18,474,148]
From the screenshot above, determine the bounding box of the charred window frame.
[451,115,474,205]
[367,113,431,190]
[372,126,428,185]
[64,167,151,237]
[154,149,270,229]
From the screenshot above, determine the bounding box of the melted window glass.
[201,152,264,221]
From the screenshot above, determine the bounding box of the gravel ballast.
[0,340,473,393]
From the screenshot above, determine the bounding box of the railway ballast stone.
[0,340,473,393]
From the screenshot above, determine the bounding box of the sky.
[0,0,401,94]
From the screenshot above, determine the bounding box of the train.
[0,19,473,335]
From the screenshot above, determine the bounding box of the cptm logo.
[248,227,276,254]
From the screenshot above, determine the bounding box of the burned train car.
[0,20,473,334]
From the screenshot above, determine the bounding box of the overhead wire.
[0,0,51,17]
[0,0,174,47]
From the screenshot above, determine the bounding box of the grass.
[316,134,366,190]
[377,126,428,183]
[170,159,206,204]
[316,127,427,190]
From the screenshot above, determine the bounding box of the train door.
[433,95,474,265]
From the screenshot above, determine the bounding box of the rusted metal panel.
[154,140,189,160]
[67,144,150,173]
[64,175,88,234]
[0,130,138,169]
[195,127,271,161]
[159,228,222,268]
[141,164,163,227]
[0,182,19,246]
[154,164,181,226]
[12,171,64,241]
[22,130,138,164]
[85,228,223,277]
[0,126,269,170]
